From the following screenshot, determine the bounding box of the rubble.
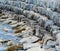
[23,43,41,49]
[19,36,40,43]
[26,46,44,51]
[6,44,23,51]
[0,0,60,51]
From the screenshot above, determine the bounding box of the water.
[0,22,19,51]
[0,22,15,40]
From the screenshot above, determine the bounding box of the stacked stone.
[0,0,60,51]
[0,0,60,27]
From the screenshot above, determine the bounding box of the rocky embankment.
[0,0,60,51]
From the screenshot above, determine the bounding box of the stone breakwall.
[0,0,60,12]
[0,0,60,26]
[0,0,60,51]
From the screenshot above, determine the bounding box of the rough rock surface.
[0,0,60,51]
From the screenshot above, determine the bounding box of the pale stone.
[20,36,40,43]
[23,43,41,49]
[26,47,44,51]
